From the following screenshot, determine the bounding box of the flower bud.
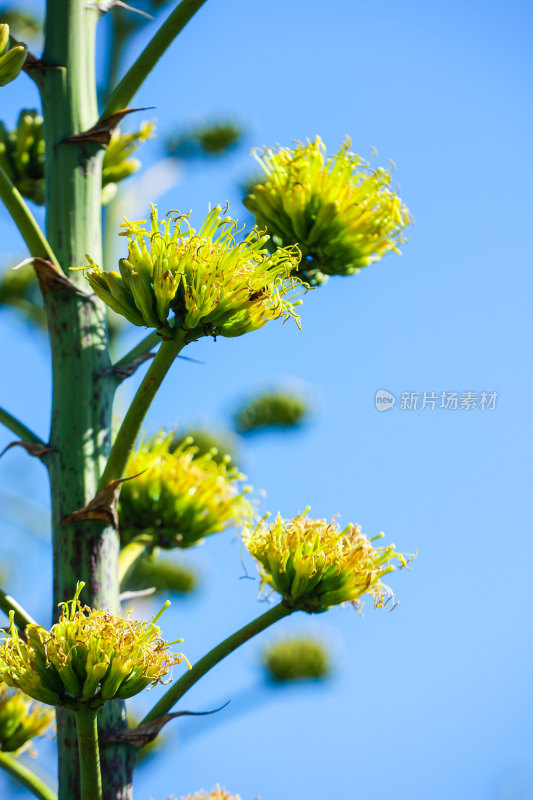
[0,38,27,87]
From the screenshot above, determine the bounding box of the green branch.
[75,707,102,800]
[99,332,186,489]
[113,330,162,371]
[0,406,44,445]
[0,752,57,800]
[0,588,37,629]
[0,166,59,269]
[140,602,293,725]
[101,0,209,118]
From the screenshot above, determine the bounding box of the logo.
[375,389,396,412]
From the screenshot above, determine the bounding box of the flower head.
[263,636,331,682]
[234,389,309,433]
[119,432,252,549]
[0,683,54,753]
[84,205,302,339]
[244,137,411,284]
[0,584,187,709]
[244,511,409,613]
[101,121,155,204]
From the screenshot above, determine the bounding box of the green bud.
[0,43,27,86]
[0,24,9,54]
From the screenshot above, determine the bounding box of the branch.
[0,588,37,629]
[0,406,45,446]
[113,330,162,371]
[98,331,186,489]
[0,752,57,800]
[101,0,209,118]
[140,602,293,725]
[0,166,60,269]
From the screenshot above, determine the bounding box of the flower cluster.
[0,109,45,204]
[0,584,187,708]
[119,433,252,549]
[0,683,54,753]
[84,205,302,339]
[101,121,155,204]
[0,111,153,206]
[244,511,408,612]
[178,788,241,800]
[263,636,331,682]
[234,389,309,433]
[244,137,411,284]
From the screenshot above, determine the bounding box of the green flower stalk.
[244,510,410,613]
[0,683,54,753]
[244,136,411,284]
[0,24,27,87]
[119,432,252,549]
[84,204,303,339]
[263,636,331,682]
[0,582,188,709]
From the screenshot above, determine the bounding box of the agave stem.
[101,0,208,118]
[75,707,103,800]
[99,332,186,489]
[140,602,293,725]
[0,406,44,445]
[0,751,57,800]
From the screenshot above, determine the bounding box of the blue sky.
[1,0,533,798]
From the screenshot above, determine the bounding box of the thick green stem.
[99,332,186,488]
[101,0,208,118]
[0,166,59,267]
[75,707,103,800]
[118,534,155,587]
[0,588,37,629]
[0,751,57,800]
[0,406,44,445]
[41,2,129,798]
[141,602,293,725]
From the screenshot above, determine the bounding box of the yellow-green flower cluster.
[0,683,54,753]
[0,109,45,204]
[244,137,411,284]
[178,788,241,800]
[0,584,187,709]
[119,433,252,549]
[0,24,26,87]
[85,205,302,339]
[245,511,408,612]
[101,121,155,204]
[234,389,309,433]
[263,636,331,682]
[0,111,153,206]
